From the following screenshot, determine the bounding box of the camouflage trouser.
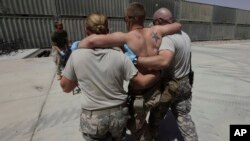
[80,105,130,141]
[132,78,178,141]
[126,81,160,141]
[148,76,198,141]
[52,48,63,75]
[127,80,170,141]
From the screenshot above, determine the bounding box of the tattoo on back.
[152,32,160,43]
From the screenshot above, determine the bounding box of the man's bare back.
[121,27,163,73]
[126,27,162,56]
[79,23,180,74]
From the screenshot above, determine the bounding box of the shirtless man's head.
[124,2,145,31]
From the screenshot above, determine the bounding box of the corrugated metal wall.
[158,0,177,17]
[1,0,250,49]
[57,0,129,17]
[131,0,177,19]
[178,1,250,41]
[235,25,250,39]
[182,23,211,41]
[60,18,127,42]
[179,1,213,22]
[61,18,85,42]
[1,16,53,48]
[0,0,56,15]
[211,24,235,40]
[131,0,159,18]
[212,6,236,24]
[236,9,250,25]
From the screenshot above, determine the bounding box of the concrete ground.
[0,49,39,61]
[0,40,250,141]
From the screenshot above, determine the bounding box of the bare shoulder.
[150,26,163,34]
[147,27,162,46]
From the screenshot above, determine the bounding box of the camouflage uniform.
[80,106,130,141]
[128,78,178,141]
[148,76,198,141]
[52,48,63,75]
[126,80,162,141]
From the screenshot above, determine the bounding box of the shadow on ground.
[125,110,184,141]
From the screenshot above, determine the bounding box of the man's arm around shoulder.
[78,32,128,48]
[138,50,174,70]
[155,22,181,36]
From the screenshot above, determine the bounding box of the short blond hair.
[85,13,108,34]
[125,2,145,18]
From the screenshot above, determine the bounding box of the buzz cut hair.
[125,2,145,17]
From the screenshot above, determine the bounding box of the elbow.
[86,38,95,47]
[177,22,182,31]
[130,79,153,90]
[79,38,94,48]
[130,82,146,90]
[136,81,147,89]
[161,60,170,69]
[62,88,71,93]
[137,83,149,89]
[60,82,71,93]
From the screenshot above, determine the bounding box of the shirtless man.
[79,2,181,68]
[79,2,181,140]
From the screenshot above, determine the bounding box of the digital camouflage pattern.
[148,76,198,141]
[171,77,198,141]
[127,77,198,141]
[127,79,178,141]
[127,81,162,141]
[80,107,130,141]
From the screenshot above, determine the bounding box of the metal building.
[0,0,250,49]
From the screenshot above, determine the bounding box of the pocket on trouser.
[80,112,109,137]
[175,98,191,116]
[149,102,171,126]
[160,79,179,103]
[143,82,162,109]
[178,78,191,96]
[133,97,148,130]
[110,107,130,138]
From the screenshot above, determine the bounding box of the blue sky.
[186,0,250,11]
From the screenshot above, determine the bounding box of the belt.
[81,103,127,115]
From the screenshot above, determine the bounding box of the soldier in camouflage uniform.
[76,3,181,140]
[60,13,159,141]
[138,8,198,141]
